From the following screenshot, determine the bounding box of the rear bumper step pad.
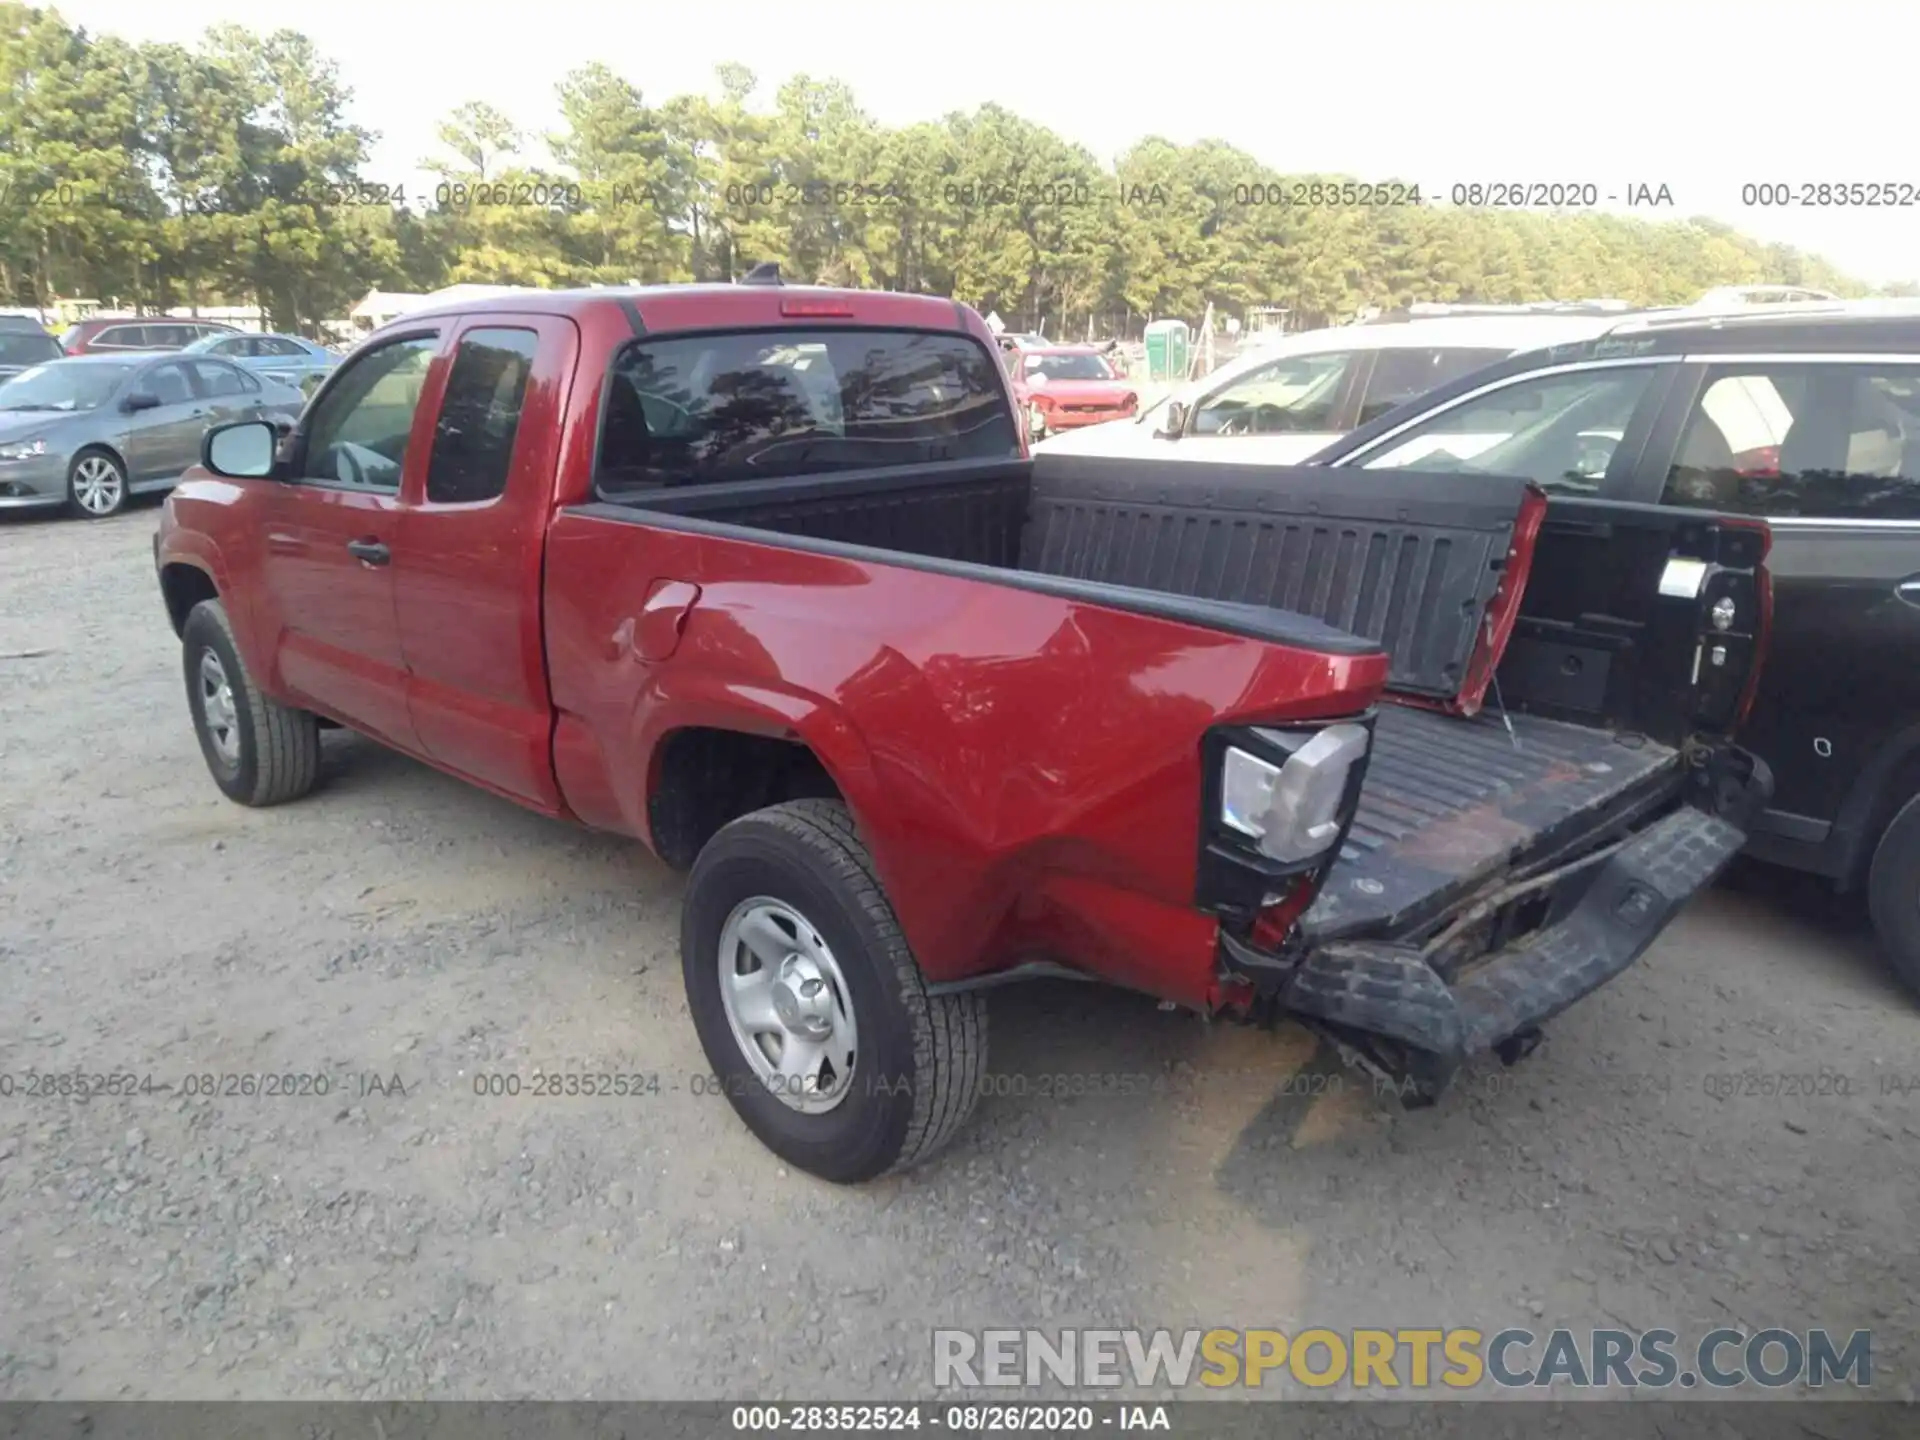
[1264,805,1746,1099]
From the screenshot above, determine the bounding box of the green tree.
[5,9,1900,328]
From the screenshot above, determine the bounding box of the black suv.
[1308,303,1920,994]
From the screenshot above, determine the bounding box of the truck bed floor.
[1304,704,1681,943]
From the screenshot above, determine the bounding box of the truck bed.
[1303,703,1680,943]
[600,454,1720,964]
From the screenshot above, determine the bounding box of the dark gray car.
[0,353,305,519]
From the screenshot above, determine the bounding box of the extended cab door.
[392,315,577,810]
[253,330,444,749]
[1629,356,1920,876]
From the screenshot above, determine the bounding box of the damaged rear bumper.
[1222,781,1762,1100]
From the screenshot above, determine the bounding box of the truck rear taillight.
[1195,715,1377,933]
[1220,725,1371,864]
[780,298,855,317]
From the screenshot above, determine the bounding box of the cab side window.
[425,328,538,504]
[298,335,439,492]
[1661,364,1920,518]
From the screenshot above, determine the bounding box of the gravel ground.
[1,506,1916,1403]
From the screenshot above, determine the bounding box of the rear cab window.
[594,328,1019,494]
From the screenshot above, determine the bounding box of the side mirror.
[1156,399,1189,439]
[202,419,279,479]
[122,391,161,414]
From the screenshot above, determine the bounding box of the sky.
[58,0,1920,287]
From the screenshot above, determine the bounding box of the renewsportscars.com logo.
[932,1327,1873,1392]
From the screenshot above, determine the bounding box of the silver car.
[182,331,341,396]
[0,353,305,519]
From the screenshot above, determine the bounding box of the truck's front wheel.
[681,799,986,1183]
[182,599,322,807]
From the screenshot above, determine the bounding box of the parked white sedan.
[1032,313,1628,465]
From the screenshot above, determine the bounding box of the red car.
[1007,345,1138,440]
[155,278,1772,1183]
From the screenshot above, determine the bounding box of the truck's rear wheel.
[182,599,322,807]
[680,799,986,1183]
[1867,792,1920,1001]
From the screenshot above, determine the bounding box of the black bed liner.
[1022,454,1531,700]
[1303,703,1681,944]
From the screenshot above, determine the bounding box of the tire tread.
[735,798,985,1174]
[187,600,321,806]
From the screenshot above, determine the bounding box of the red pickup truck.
[154,279,1773,1183]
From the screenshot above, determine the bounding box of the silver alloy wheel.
[717,896,859,1114]
[72,455,124,515]
[198,649,241,767]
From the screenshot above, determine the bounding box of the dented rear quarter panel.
[543,514,1389,1002]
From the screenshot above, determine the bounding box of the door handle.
[346,538,391,566]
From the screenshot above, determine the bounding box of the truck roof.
[373,283,977,339]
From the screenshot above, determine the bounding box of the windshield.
[0,362,133,412]
[1023,353,1114,382]
[0,333,61,367]
[1193,350,1356,435]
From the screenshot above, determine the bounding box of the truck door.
[393,314,578,809]
[255,331,443,750]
